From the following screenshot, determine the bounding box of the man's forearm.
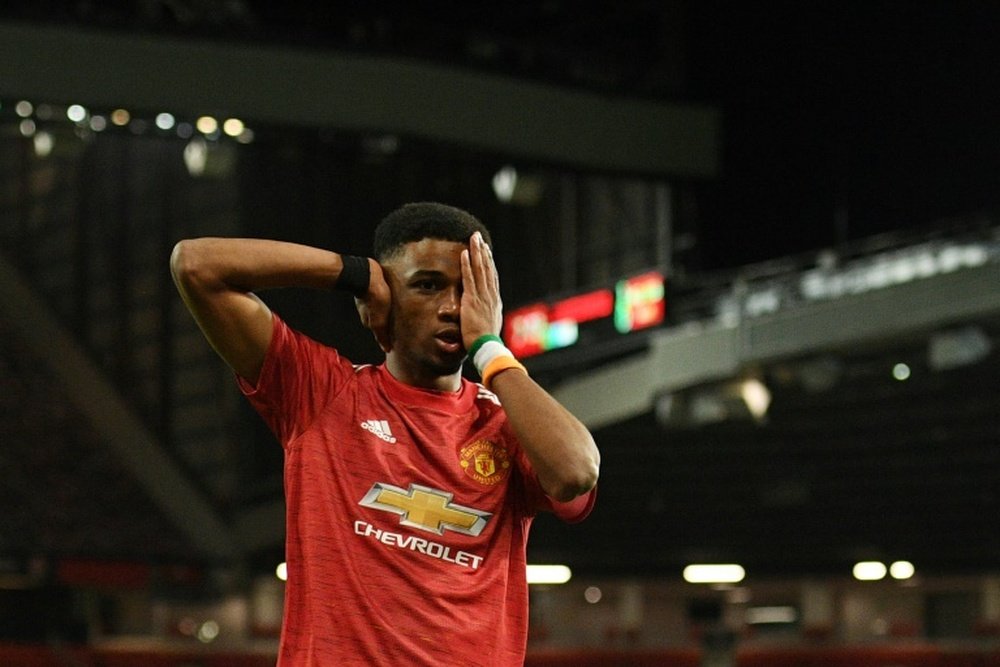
[488,369,600,502]
[171,237,346,293]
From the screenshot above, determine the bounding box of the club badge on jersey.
[459,439,511,486]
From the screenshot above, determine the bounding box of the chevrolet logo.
[359,483,492,536]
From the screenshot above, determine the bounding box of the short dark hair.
[373,202,491,261]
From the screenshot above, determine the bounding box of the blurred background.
[1,1,999,665]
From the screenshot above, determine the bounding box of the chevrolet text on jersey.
[353,520,485,570]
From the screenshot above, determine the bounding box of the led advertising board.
[503,271,665,358]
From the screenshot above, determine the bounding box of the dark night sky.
[686,2,1000,269]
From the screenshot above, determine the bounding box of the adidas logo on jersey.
[361,419,397,443]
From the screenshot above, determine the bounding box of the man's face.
[382,238,468,389]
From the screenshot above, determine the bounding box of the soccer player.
[170,201,600,666]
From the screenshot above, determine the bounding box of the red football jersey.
[239,315,595,666]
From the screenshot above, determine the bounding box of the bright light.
[222,118,244,137]
[90,115,107,132]
[853,561,887,581]
[33,131,54,157]
[110,109,130,126]
[683,564,746,584]
[66,104,87,122]
[892,363,911,381]
[526,564,572,585]
[800,243,990,302]
[196,620,219,643]
[19,119,36,137]
[196,115,218,134]
[183,138,208,177]
[746,606,798,624]
[15,100,33,117]
[584,586,602,603]
[890,560,915,580]
[275,562,288,581]
[492,165,518,203]
[155,113,176,130]
[740,378,772,420]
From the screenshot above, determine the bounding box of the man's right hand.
[355,259,392,353]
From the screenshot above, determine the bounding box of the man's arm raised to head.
[170,238,388,385]
[460,233,600,502]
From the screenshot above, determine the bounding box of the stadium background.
[1,2,1000,664]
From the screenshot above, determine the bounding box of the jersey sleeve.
[236,313,355,448]
[535,478,597,523]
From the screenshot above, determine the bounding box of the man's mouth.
[435,330,463,354]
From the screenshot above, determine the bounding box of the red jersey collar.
[376,364,475,410]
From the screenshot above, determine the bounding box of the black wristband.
[337,255,370,297]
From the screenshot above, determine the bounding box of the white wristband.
[473,340,512,376]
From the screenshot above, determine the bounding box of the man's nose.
[439,288,461,318]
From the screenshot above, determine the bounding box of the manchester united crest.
[459,440,511,486]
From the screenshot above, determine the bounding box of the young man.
[170,202,600,666]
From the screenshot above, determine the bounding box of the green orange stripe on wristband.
[468,334,503,362]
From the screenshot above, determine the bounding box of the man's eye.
[415,280,437,290]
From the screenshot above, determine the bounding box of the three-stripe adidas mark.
[361,419,397,443]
